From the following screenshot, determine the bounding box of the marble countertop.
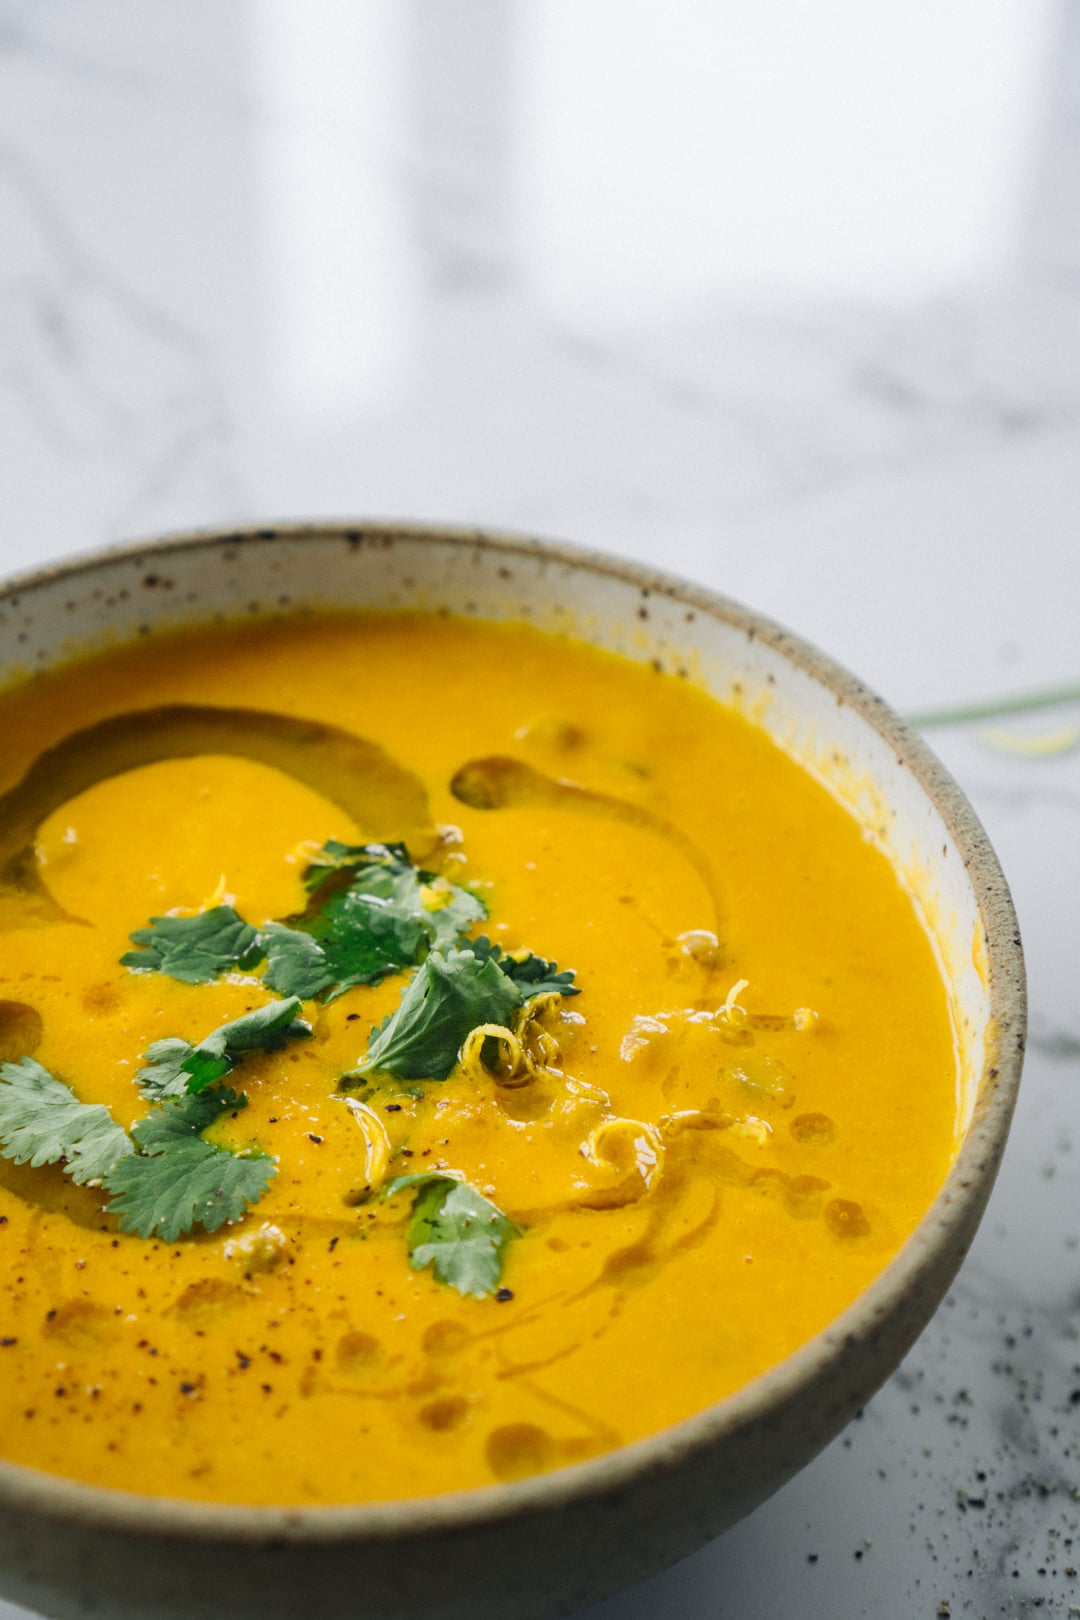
[1,3,1079,1616]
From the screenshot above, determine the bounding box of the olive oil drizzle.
[0,704,434,927]
[449,754,726,943]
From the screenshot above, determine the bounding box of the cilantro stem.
[907,680,1080,730]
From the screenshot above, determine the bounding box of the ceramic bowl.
[0,522,1025,1620]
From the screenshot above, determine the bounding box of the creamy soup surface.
[0,613,958,1505]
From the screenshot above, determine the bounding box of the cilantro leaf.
[136,998,310,1100]
[420,882,487,952]
[121,906,263,984]
[259,924,334,1001]
[384,1172,520,1299]
[355,947,521,1081]
[119,844,489,1006]
[471,935,579,999]
[103,1088,275,1241]
[262,864,425,1000]
[263,845,487,1002]
[300,840,412,891]
[136,1038,211,1100]
[0,1057,134,1185]
[212,999,310,1054]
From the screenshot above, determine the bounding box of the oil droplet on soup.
[0,613,958,1505]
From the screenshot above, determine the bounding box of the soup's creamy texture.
[0,613,958,1505]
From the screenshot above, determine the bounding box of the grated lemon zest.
[342,1098,392,1190]
[420,878,454,913]
[169,873,233,918]
[582,1117,666,1189]
[714,978,750,1035]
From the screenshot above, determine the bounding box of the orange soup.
[0,612,958,1505]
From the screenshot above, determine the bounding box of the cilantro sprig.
[356,946,522,1081]
[299,839,411,889]
[384,1172,520,1299]
[262,859,425,1000]
[471,936,580,999]
[121,906,262,983]
[103,1089,276,1242]
[0,999,299,1237]
[355,938,579,1083]
[122,843,488,1005]
[266,843,486,1000]
[0,1057,134,1184]
[136,999,310,1099]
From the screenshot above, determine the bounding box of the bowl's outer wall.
[0,524,1026,1620]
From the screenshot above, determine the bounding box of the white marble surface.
[1,2,1079,1616]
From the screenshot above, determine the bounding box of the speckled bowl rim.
[0,518,1026,1550]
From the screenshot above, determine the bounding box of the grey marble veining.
[1,3,1079,1616]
